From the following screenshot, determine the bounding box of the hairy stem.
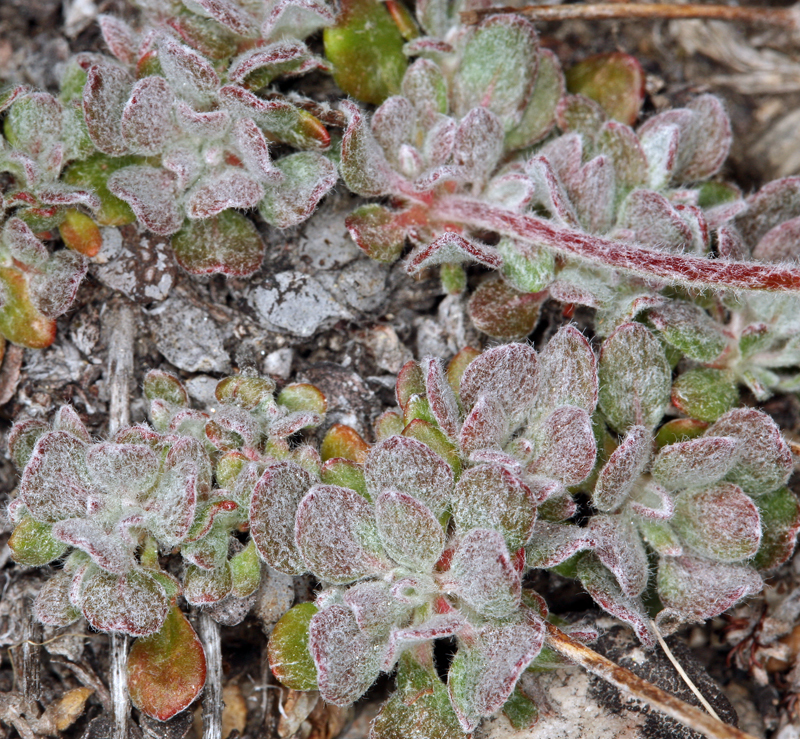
[199,611,223,739]
[461,3,798,26]
[111,633,129,739]
[544,622,757,739]
[437,197,800,292]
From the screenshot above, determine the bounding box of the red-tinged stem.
[544,623,758,739]
[436,198,800,292]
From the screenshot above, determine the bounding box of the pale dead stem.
[437,198,800,292]
[544,622,759,739]
[461,3,798,27]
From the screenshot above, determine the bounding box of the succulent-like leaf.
[323,0,407,105]
[467,277,544,340]
[128,605,207,721]
[598,322,671,434]
[296,484,390,583]
[566,52,644,126]
[184,562,232,605]
[107,166,182,235]
[158,35,220,105]
[80,568,169,636]
[52,518,136,574]
[673,483,762,563]
[172,209,264,276]
[34,569,81,627]
[8,418,50,470]
[506,49,563,150]
[82,63,131,156]
[671,368,739,423]
[9,515,68,566]
[364,435,453,517]
[754,487,800,571]
[339,101,400,196]
[0,266,57,348]
[588,515,649,597]
[309,603,383,705]
[647,301,728,362]
[449,528,520,618]
[375,489,444,571]
[121,76,176,155]
[269,602,319,690]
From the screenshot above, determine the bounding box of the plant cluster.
[7,369,326,720]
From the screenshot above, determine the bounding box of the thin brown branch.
[544,622,759,739]
[461,2,798,26]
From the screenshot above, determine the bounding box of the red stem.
[436,198,800,292]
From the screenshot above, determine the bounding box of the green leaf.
[671,368,738,423]
[128,605,207,721]
[502,685,539,730]
[321,458,368,497]
[171,209,264,277]
[506,49,563,150]
[324,0,407,105]
[62,153,140,226]
[230,540,261,598]
[598,322,671,434]
[268,602,319,690]
[371,652,464,739]
[498,237,555,294]
[0,267,57,348]
[754,487,800,571]
[278,383,327,414]
[9,515,68,566]
[566,52,645,126]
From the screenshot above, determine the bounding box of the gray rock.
[150,297,231,373]
[294,195,362,271]
[184,375,220,407]
[248,271,352,338]
[330,259,390,313]
[264,347,294,379]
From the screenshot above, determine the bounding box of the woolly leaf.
[577,555,655,645]
[339,101,398,196]
[128,605,207,721]
[707,408,792,496]
[81,568,169,636]
[9,515,68,566]
[754,486,800,571]
[365,435,453,516]
[144,370,189,407]
[402,58,448,119]
[172,209,264,276]
[346,203,408,263]
[186,169,263,219]
[184,562,232,605]
[651,436,740,491]
[657,555,762,623]
[107,166,182,235]
[158,36,219,106]
[345,580,405,641]
[250,461,313,575]
[447,616,545,733]
[453,464,536,551]
[648,301,728,363]
[453,106,505,187]
[734,176,800,248]
[671,368,739,423]
[82,63,131,156]
[52,518,135,574]
[673,483,761,563]
[460,342,538,419]
[309,604,383,705]
[376,489,444,571]
[20,431,93,523]
[230,42,328,88]
[629,481,675,520]
[62,152,139,226]
[589,515,649,597]
[598,322,670,434]
[529,406,596,486]
[86,442,159,495]
[593,425,651,512]
[449,528,520,618]
[28,250,87,320]
[269,602,319,690]
[121,76,175,155]
[468,277,544,340]
[506,49,563,150]
[566,52,644,125]
[296,484,390,583]
[371,653,463,739]
[98,14,137,64]
[453,14,538,127]
[618,189,692,251]
[34,569,81,627]
[459,394,508,456]
[402,421,462,478]
[8,419,49,470]
[526,521,592,568]
[498,238,555,294]
[258,151,337,228]
[382,613,464,669]
[406,232,502,274]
